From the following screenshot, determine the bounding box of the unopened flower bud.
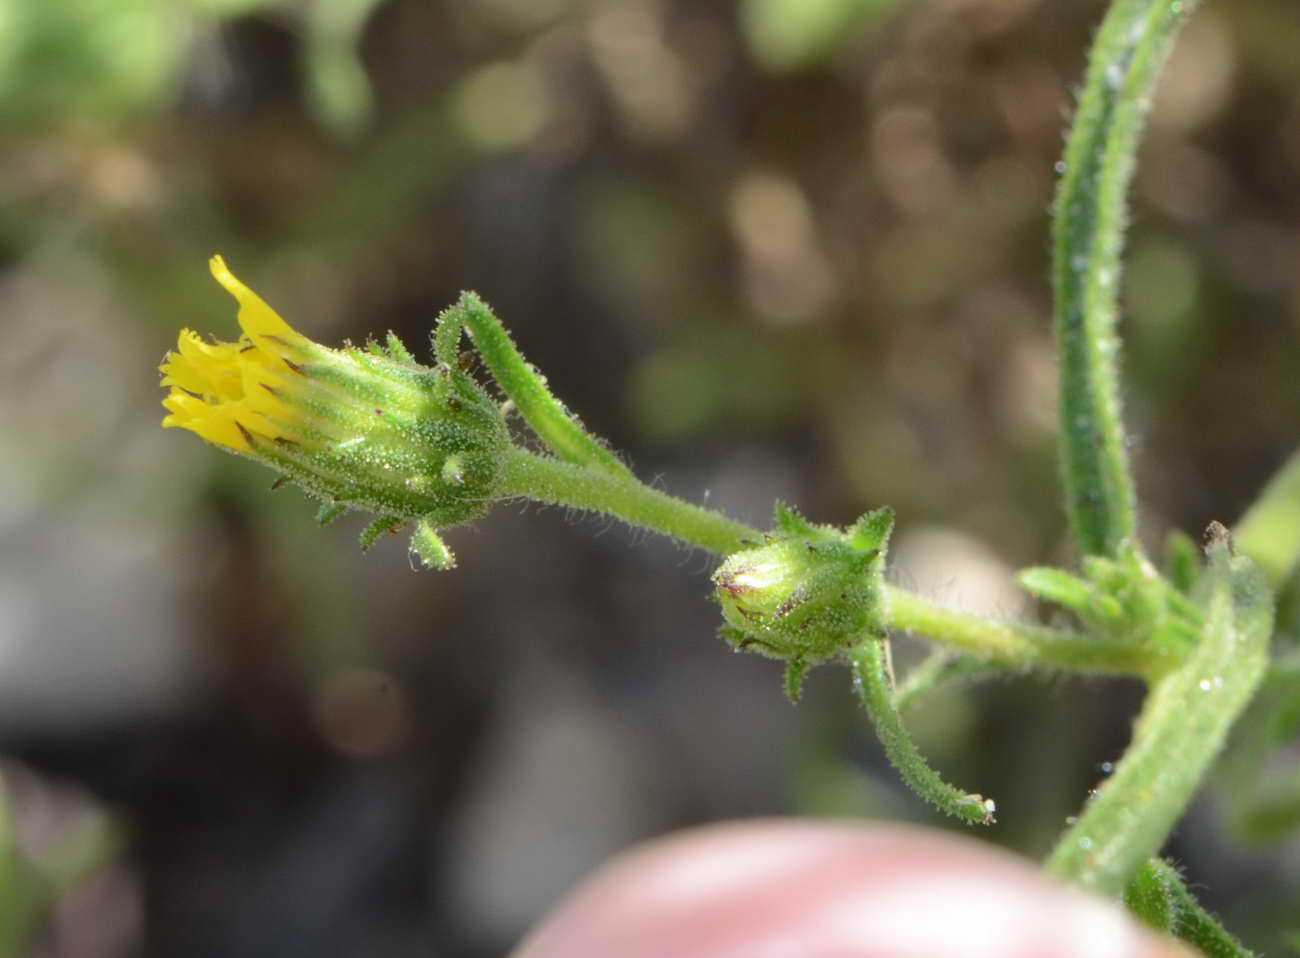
[713,504,894,699]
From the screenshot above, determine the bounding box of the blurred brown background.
[1,0,1298,954]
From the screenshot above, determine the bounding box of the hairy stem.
[884,587,1159,676]
[1046,547,1272,895]
[1053,0,1196,558]
[499,445,756,555]
[500,446,1163,676]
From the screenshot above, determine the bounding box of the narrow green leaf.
[1124,859,1178,934]
[385,332,415,365]
[457,293,633,479]
[1053,0,1197,557]
[1235,448,1300,589]
[773,501,817,537]
[783,659,811,703]
[1125,859,1257,957]
[849,637,996,825]
[1139,859,1256,958]
[1019,567,1097,612]
[316,502,347,526]
[359,515,401,551]
[432,303,465,368]
[849,506,894,553]
[411,521,457,570]
[1164,529,1201,595]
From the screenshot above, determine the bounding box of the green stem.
[1234,447,1300,589]
[850,638,996,825]
[1053,0,1195,558]
[884,586,1159,677]
[499,446,1162,676]
[1046,546,1272,896]
[499,445,756,556]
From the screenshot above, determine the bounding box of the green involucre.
[258,339,511,527]
[713,504,893,699]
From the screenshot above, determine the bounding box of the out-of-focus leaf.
[740,0,901,72]
[304,0,387,137]
[193,0,278,15]
[0,0,185,131]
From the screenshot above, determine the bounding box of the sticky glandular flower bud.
[161,257,510,561]
[713,504,894,699]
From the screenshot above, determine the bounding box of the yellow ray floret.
[160,256,312,453]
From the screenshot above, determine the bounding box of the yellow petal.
[163,330,248,396]
[188,410,253,452]
[240,365,295,419]
[161,392,211,422]
[209,255,308,345]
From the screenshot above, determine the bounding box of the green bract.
[713,504,893,700]
[1019,544,1202,652]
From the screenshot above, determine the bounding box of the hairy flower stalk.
[161,256,510,567]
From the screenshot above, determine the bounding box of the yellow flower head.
[161,255,315,453]
[160,256,510,536]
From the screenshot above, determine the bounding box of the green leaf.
[849,506,894,553]
[1019,567,1097,613]
[740,0,901,72]
[432,303,466,369]
[457,293,633,479]
[359,515,401,551]
[385,332,415,365]
[303,0,386,138]
[1164,529,1202,595]
[783,659,811,703]
[1235,448,1300,589]
[1125,859,1257,957]
[1052,0,1198,558]
[316,503,347,526]
[1124,860,1178,933]
[411,521,456,570]
[773,501,818,538]
[850,637,996,825]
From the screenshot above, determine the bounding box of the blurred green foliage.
[0,0,383,135]
[741,0,901,70]
[0,0,185,130]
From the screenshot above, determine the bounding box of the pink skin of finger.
[513,820,1194,958]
